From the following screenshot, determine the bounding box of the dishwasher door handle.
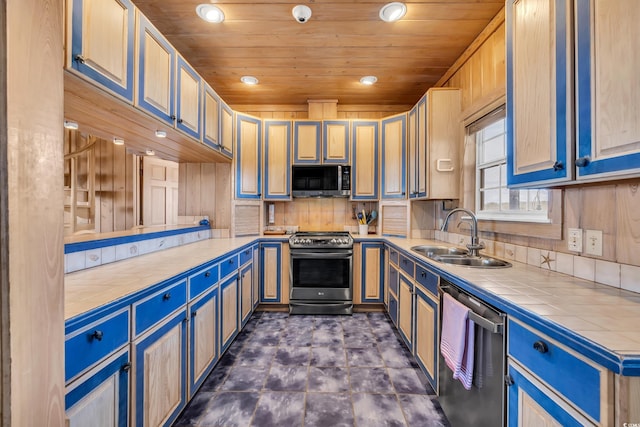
[468,310,503,334]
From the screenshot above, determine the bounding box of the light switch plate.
[585,229,603,256]
[568,228,582,252]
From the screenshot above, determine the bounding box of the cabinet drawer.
[134,280,187,337]
[508,319,604,422]
[399,254,414,277]
[220,254,239,279]
[239,247,253,266]
[65,308,130,382]
[388,293,398,327]
[189,264,218,300]
[415,264,438,296]
[389,247,399,265]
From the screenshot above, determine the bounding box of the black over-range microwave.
[291,165,351,198]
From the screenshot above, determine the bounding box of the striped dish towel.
[441,293,475,390]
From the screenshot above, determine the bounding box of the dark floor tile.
[172,391,215,426]
[380,345,417,368]
[264,365,308,391]
[352,393,406,427]
[308,367,350,392]
[273,347,311,366]
[388,368,431,394]
[251,392,305,427]
[280,332,312,347]
[219,366,268,391]
[287,315,316,328]
[349,367,394,393]
[197,391,260,427]
[312,329,344,346]
[310,345,347,367]
[237,344,277,367]
[247,329,282,346]
[343,331,377,348]
[256,318,287,332]
[198,363,233,392]
[304,393,354,427]
[346,347,384,367]
[260,311,289,319]
[397,394,449,427]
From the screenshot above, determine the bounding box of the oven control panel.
[289,232,353,249]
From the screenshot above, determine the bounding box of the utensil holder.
[359,224,368,235]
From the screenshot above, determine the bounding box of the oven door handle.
[291,251,352,258]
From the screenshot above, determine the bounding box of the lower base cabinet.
[65,347,130,427]
[398,273,414,349]
[133,309,187,427]
[414,286,438,390]
[188,287,218,397]
[240,262,253,327]
[220,274,239,354]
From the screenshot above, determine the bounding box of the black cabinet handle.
[121,362,131,372]
[192,310,197,317]
[91,330,103,341]
[420,271,426,277]
[229,259,234,265]
[163,292,171,301]
[170,115,176,121]
[533,340,548,353]
[245,250,250,255]
[205,271,211,278]
[177,118,183,124]
[575,156,590,168]
[552,161,564,171]
[74,54,86,64]
[504,375,514,386]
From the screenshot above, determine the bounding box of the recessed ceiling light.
[145,149,155,156]
[113,137,125,145]
[155,130,167,138]
[241,76,259,85]
[196,4,225,23]
[379,2,406,22]
[292,5,312,24]
[360,76,378,85]
[63,120,79,130]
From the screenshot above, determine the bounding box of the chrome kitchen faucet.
[441,208,485,257]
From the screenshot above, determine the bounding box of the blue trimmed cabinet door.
[175,56,202,140]
[506,0,573,187]
[219,101,234,158]
[360,243,384,303]
[322,120,350,164]
[414,285,438,391]
[381,114,407,199]
[133,309,187,427]
[293,121,322,164]
[264,120,291,200]
[67,0,135,102]
[65,347,130,427]
[220,274,240,354]
[351,120,379,200]
[203,84,221,150]
[239,262,254,327]
[397,273,414,350]
[188,287,218,398]
[260,242,283,303]
[235,113,262,199]
[574,0,640,181]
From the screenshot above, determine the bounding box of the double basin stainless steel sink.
[411,245,512,268]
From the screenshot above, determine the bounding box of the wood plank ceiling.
[133,0,503,107]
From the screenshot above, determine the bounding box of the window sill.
[476,213,551,224]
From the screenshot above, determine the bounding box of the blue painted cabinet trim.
[414,285,438,391]
[293,121,322,164]
[260,242,282,303]
[220,274,240,354]
[134,309,187,427]
[322,120,350,164]
[240,262,254,327]
[176,56,202,140]
[361,242,385,303]
[70,0,135,101]
[407,104,419,199]
[219,102,234,157]
[351,120,379,200]
[381,114,407,199]
[188,287,218,396]
[264,120,292,200]
[133,279,187,337]
[235,114,262,199]
[136,15,176,126]
[397,273,414,349]
[505,0,572,187]
[203,85,221,150]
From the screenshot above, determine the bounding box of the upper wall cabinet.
[574,0,640,181]
[67,0,135,101]
[136,13,176,126]
[235,113,262,199]
[352,120,379,200]
[506,0,573,187]
[381,114,407,199]
[322,121,350,164]
[293,121,322,164]
[264,120,291,200]
[220,101,234,158]
[203,84,220,150]
[176,56,202,140]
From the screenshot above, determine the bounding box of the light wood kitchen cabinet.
[66,0,135,101]
[203,84,220,150]
[220,102,234,157]
[293,121,322,164]
[381,113,407,199]
[260,242,289,303]
[351,120,379,200]
[220,254,240,354]
[322,120,350,164]
[357,242,384,303]
[252,245,260,309]
[136,13,176,126]
[398,273,414,349]
[176,56,201,140]
[414,284,438,389]
[239,247,255,327]
[264,120,291,200]
[235,113,262,199]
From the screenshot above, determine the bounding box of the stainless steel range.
[289,231,354,315]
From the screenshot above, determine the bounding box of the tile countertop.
[65,233,640,375]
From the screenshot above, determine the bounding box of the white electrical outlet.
[585,229,603,256]
[568,228,582,252]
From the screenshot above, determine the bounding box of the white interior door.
[142,157,179,226]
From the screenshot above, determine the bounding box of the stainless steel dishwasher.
[438,280,506,427]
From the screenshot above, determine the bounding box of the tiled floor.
[174,311,450,427]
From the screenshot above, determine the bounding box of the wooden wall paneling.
[113,143,127,231]
[580,185,617,260]
[215,163,231,229]
[99,136,115,233]
[615,180,640,265]
[200,163,217,222]
[411,200,436,237]
[185,163,202,216]
[126,153,137,228]
[178,164,187,216]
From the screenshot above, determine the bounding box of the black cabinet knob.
[91,330,103,341]
[177,118,183,124]
[163,292,171,301]
[504,375,514,386]
[552,161,564,171]
[533,340,548,353]
[74,54,86,64]
[121,362,131,372]
[229,260,234,265]
[192,310,197,317]
[575,156,590,168]
[170,115,176,121]
[420,271,426,277]
[205,271,211,278]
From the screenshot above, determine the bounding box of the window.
[472,107,549,222]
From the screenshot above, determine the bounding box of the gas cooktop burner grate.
[289,231,353,249]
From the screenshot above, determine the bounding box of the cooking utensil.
[357,212,364,224]
[367,210,377,224]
